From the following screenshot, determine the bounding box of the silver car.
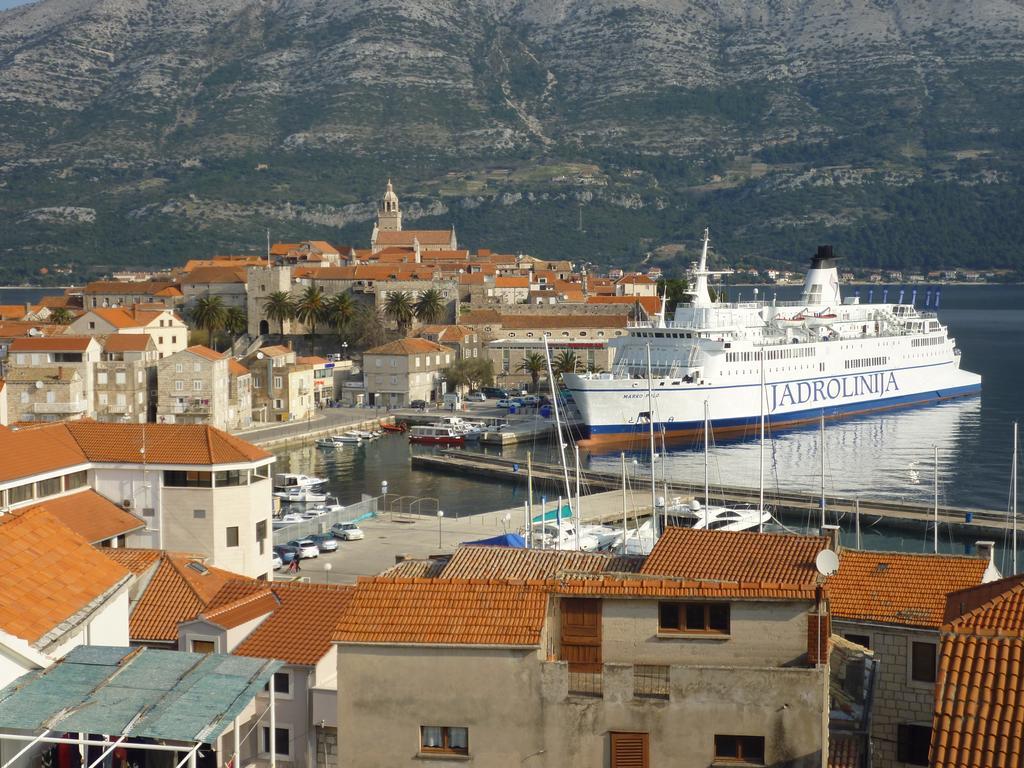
[332,522,365,541]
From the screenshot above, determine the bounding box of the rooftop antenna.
[266,229,271,261]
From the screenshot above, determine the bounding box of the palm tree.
[517,352,547,393]
[295,286,327,353]
[223,306,247,351]
[324,292,356,348]
[263,291,295,342]
[384,291,415,337]
[353,304,388,349]
[48,307,73,325]
[190,296,227,351]
[414,288,446,324]
[552,350,581,377]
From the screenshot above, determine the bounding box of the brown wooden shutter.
[559,598,602,672]
[610,732,649,768]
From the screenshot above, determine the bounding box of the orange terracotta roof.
[641,528,827,586]
[230,581,356,665]
[227,359,250,376]
[302,265,439,281]
[0,423,91,483]
[103,548,162,574]
[365,338,452,356]
[416,325,476,343]
[152,286,183,298]
[374,230,453,246]
[86,308,149,329]
[550,575,818,601]
[419,250,470,262]
[61,422,271,465]
[256,345,291,357]
[829,549,989,629]
[0,321,64,338]
[0,305,27,320]
[943,575,1024,626]
[587,295,662,315]
[335,578,548,647]
[35,490,145,544]
[616,273,655,284]
[381,558,450,578]
[0,507,131,646]
[103,334,155,352]
[495,276,529,288]
[295,356,328,365]
[184,345,224,362]
[10,335,96,351]
[201,590,279,629]
[112,552,246,642]
[946,578,1024,635]
[460,310,629,330]
[181,266,248,285]
[458,273,487,285]
[442,547,644,580]
[84,281,178,295]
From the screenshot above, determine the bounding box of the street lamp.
[381,480,389,520]
[342,341,348,360]
[323,562,332,584]
[437,510,445,547]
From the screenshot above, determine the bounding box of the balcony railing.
[633,665,670,700]
[106,404,130,414]
[172,400,210,414]
[567,669,603,697]
[33,400,89,414]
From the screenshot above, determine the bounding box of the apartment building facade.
[94,334,159,423]
[68,306,188,359]
[361,338,453,407]
[6,336,102,421]
[157,345,250,431]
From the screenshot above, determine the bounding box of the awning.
[461,533,526,548]
[0,645,281,744]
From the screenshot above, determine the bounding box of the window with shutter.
[610,731,648,768]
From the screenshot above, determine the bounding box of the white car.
[522,395,540,406]
[287,539,320,559]
[332,522,365,541]
[466,392,486,402]
[271,553,283,570]
[496,398,512,408]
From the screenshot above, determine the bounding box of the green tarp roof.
[0,646,281,744]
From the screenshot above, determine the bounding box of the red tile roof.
[334,578,548,647]
[202,590,279,629]
[0,507,131,646]
[229,581,356,666]
[442,547,644,580]
[829,549,989,629]
[35,490,145,544]
[181,266,248,285]
[587,295,662,315]
[104,551,245,642]
[84,280,178,295]
[364,338,452,356]
[641,528,827,587]
[0,424,91,483]
[9,335,96,351]
[102,548,162,574]
[551,575,818,601]
[62,422,271,465]
[374,230,454,246]
[103,334,155,352]
[460,310,629,330]
[227,359,250,377]
[184,345,224,362]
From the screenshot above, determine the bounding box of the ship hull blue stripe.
[579,383,981,439]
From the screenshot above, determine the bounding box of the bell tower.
[378,179,402,232]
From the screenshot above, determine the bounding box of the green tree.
[324,292,356,349]
[384,291,415,336]
[295,285,327,353]
[263,291,295,342]
[352,304,388,350]
[445,357,495,393]
[414,288,447,324]
[552,350,581,377]
[223,306,247,350]
[517,352,547,393]
[48,307,73,325]
[656,277,689,314]
[190,296,227,351]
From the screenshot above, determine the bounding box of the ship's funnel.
[800,245,842,306]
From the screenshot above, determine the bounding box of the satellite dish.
[689,499,702,512]
[256,352,265,360]
[34,380,43,389]
[815,549,840,576]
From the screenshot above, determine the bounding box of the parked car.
[308,533,339,552]
[271,552,284,570]
[481,387,509,399]
[496,398,512,408]
[273,545,298,565]
[332,522,366,541]
[466,391,487,402]
[287,539,320,559]
[410,399,428,410]
[522,395,540,406]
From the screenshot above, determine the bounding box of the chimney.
[822,524,840,551]
[394,553,413,564]
[976,540,1002,582]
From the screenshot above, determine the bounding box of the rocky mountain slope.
[1,0,1023,279]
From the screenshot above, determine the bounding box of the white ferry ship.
[564,231,981,447]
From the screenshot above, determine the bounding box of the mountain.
[1,0,1023,282]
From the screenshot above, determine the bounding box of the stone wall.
[315,727,337,768]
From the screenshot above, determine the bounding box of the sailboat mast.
[855,497,862,549]
[820,411,826,530]
[933,445,939,554]
[574,444,582,552]
[527,450,533,549]
[542,336,574,524]
[759,348,765,534]
[621,452,628,553]
[1014,421,1019,574]
[703,399,710,529]
[646,343,657,538]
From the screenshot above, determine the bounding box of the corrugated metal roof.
[0,645,280,743]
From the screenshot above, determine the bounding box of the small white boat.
[409,425,465,445]
[611,520,657,555]
[272,512,307,529]
[316,436,347,449]
[668,498,773,532]
[274,487,328,503]
[434,417,486,440]
[273,473,328,491]
[346,429,381,441]
[527,520,620,552]
[320,433,363,445]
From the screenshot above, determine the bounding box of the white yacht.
[667,498,773,532]
[273,473,328,491]
[274,487,328,503]
[564,231,981,446]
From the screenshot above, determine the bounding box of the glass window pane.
[422,727,442,748]
[714,735,739,758]
[685,604,706,630]
[709,604,730,632]
[447,728,468,749]
[658,603,679,630]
